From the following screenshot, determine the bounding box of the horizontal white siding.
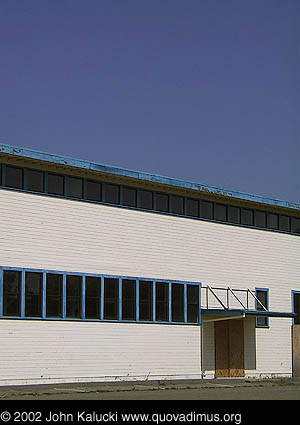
[1,188,300,381]
[0,320,201,385]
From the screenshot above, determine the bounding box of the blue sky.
[0,0,299,202]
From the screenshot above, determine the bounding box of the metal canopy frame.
[204,285,268,311]
[202,285,295,321]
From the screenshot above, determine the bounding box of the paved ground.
[0,378,300,400]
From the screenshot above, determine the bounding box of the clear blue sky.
[0,0,299,202]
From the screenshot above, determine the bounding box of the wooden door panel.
[215,321,229,378]
[292,325,300,377]
[229,320,244,377]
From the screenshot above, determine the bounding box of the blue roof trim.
[0,143,299,211]
[202,308,295,318]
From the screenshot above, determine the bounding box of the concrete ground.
[0,377,300,400]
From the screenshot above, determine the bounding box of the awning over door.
[202,308,295,322]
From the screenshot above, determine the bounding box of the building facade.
[0,143,299,385]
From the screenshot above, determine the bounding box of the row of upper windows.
[1,163,300,235]
[0,269,200,324]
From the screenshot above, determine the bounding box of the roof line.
[0,143,299,211]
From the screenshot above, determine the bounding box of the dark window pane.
[0,164,2,185]
[6,166,23,189]
[122,279,136,321]
[187,285,199,323]
[25,272,42,317]
[85,277,100,319]
[172,283,184,322]
[139,281,153,321]
[186,198,199,217]
[156,282,169,322]
[48,173,64,196]
[104,278,118,320]
[267,213,279,230]
[255,211,266,228]
[66,275,82,318]
[241,209,253,226]
[294,293,300,325]
[201,201,214,219]
[46,274,62,318]
[105,184,119,204]
[228,206,241,224]
[3,270,21,316]
[291,217,300,234]
[140,190,153,210]
[27,169,44,193]
[67,176,83,199]
[256,290,268,327]
[122,187,137,207]
[279,215,290,232]
[215,204,227,222]
[156,193,169,212]
[86,180,102,202]
[171,196,184,215]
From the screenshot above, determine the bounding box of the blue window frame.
[292,290,300,325]
[0,266,201,326]
[0,161,298,236]
[255,288,269,328]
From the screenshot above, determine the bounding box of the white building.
[0,143,299,385]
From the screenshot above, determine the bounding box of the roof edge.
[0,143,299,212]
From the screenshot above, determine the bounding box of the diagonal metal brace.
[207,285,228,309]
[228,286,247,310]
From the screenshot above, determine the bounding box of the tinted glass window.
[186,198,199,217]
[255,211,266,228]
[3,270,21,316]
[279,215,290,232]
[294,293,300,325]
[187,285,199,323]
[85,276,100,319]
[46,274,62,318]
[291,217,300,234]
[66,275,82,318]
[122,279,136,321]
[105,184,119,204]
[172,283,184,322]
[27,169,44,193]
[256,290,268,327]
[241,209,253,226]
[139,281,153,321]
[86,180,101,202]
[171,196,184,215]
[201,201,214,219]
[139,190,153,210]
[156,282,169,322]
[67,176,83,199]
[6,166,23,189]
[48,173,64,196]
[228,206,241,224]
[215,204,227,222]
[0,164,2,185]
[267,213,279,230]
[122,187,137,207]
[25,272,42,317]
[156,193,169,212]
[104,278,118,320]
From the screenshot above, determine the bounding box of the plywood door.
[292,325,300,377]
[229,320,244,377]
[215,320,230,378]
[215,320,244,378]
